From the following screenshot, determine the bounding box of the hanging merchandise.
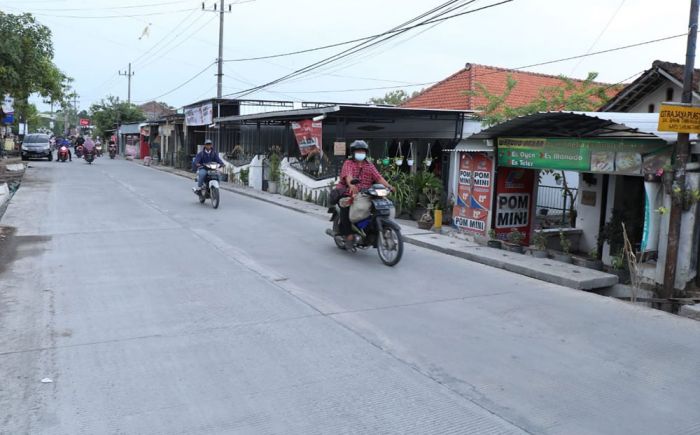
[407,141,414,167]
[424,142,433,167]
[394,140,404,166]
[382,141,390,166]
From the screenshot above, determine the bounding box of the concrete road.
[2,158,700,435]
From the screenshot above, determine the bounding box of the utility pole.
[663,0,699,298]
[203,1,232,98]
[119,63,134,104]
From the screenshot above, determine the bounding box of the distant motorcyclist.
[75,135,85,148]
[57,137,72,161]
[193,139,224,192]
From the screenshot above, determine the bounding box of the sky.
[4,0,694,113]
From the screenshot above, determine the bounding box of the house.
[138,101,176,122]
[600,60,700,113]
[402,62,617,111]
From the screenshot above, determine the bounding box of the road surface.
[1,158,700,434]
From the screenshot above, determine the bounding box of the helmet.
[349,140,369,152]
[204,139,213,145]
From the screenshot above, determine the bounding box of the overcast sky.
[4,0,693,112]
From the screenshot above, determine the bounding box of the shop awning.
[469,111,676,143]
[443,140,493,153]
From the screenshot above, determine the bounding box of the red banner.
[452,152,493,236]
[291,119,322,156]
[494,167,536,245]
[79,118,90,126]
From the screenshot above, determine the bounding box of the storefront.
[469,112,697,288]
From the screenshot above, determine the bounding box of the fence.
[536,185,577,225]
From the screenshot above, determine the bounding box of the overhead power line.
[269,33,684,96]
[15,0,194,11]
[224,0,501,63]
[226,0,511,99]
[10,6,197,19]
[135,62,216,103]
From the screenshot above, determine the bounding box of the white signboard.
[2,95,14,113]
[185,102,213,126]
[495,193,530,228]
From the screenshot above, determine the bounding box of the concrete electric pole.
[662,0,699,297]
[203,1,232,98]
[119,63,135,104]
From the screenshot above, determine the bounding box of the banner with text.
[185,102,213,126]
[291,119,322,156]
[497,137,669,175]
[452,152,493,236]
[494,167,536,245]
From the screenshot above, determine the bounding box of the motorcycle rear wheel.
[377,227,403,266]
[211,186,220,209]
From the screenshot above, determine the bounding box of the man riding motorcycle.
[335,140,393,250]
[57,137,72,161]
[193,139,225,192]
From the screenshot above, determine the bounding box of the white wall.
[626,80,699,113]
[575,173,604,253]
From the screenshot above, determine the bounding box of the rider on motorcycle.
[336,140,393,250]
[83,137,96,154]
[75,135,85,148]
[193,139,225,192]
[58,137,72,161]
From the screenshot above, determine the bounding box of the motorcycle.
[325,183,404,266]
[96,144,103,157]
[57,145,69,162]
[84,148,95,164]
[193,163,221,209]
[75,144,84,159]
[108,144,117,159]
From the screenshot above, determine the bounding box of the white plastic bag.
[349,194,372,223]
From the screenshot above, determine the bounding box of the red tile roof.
[401,63,617,111]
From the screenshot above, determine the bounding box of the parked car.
[21,133,52,161]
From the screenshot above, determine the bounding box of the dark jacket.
[194,149,225,167]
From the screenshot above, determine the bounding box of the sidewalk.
[149,163,618,290]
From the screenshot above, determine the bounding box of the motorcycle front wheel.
[211,186,220,209]
[377,227,403,266]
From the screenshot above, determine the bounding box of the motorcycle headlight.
[375,189,389,197]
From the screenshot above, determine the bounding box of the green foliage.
[611,253,625,270]
[368,89,422,106]
[0,12,69,108]
[268,146,281,182]
[507,228,525,245]
[89,96,145,138]
[239,168,249,185]
[488,229,497,240]
[559,230,571,254]
[468,72,612,127]
[532,230,547,251]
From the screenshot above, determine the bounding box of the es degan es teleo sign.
[658,103,700,133]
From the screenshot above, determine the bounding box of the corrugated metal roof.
[469,111,675,143]
[444,140,493,153]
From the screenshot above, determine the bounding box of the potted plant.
[531,230,548,258]
[417,210,433,230]
[505,228,525,254]
[406,142,414,167]
[582,246,603,270]
[487,229,502,249]
[553,230,572,263]
[268,147,281,194]
[610,252,630,283]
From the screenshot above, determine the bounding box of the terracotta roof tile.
[402,63,616,111]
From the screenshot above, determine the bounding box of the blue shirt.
[194,149,224,167]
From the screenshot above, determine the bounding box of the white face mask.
[354,152,366,161]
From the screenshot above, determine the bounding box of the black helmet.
[349,140,369,152]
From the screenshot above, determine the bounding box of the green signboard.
[497,137,669,174]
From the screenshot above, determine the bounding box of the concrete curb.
[145,163,618,290]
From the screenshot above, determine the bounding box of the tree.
[0,12,69,120]
[468,72,612,127]
[89,96,145,138]
[468,72,612,227]
[368,89,422,106]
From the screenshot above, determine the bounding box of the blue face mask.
[354,153,366,161]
